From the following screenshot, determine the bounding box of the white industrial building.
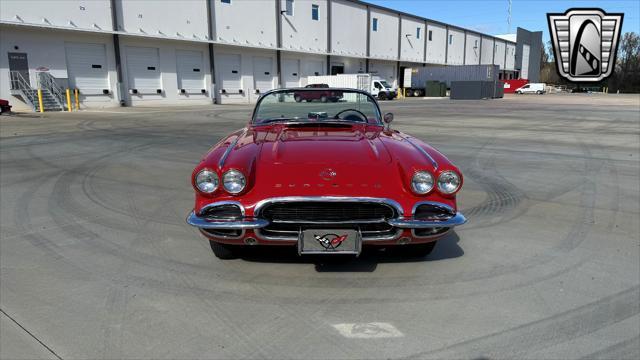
[0,0,540,111]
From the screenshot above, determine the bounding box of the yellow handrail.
[37,89,44,113]
[66,89,72,112]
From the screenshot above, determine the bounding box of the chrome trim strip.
[198,200,246,216]
[271,218,387,225]
[387,213,467,228]
[253,196,404,217]
[411,201,456,218]
[200,228,246,240]
[186,211,269,229]
[218,129,247,170]
[402,135,438,169]
[254,228,402,242]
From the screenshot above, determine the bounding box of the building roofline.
[347,0,518,45]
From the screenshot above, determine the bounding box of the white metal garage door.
[252,57,273,92]
[125,46,161,91]
[176,50,205,91]
[521,44,530,80]
[65,42,109,93]
[218,54,241,92]
[303,60,324,77]
[370,63,396,85]
[283,59,300,88]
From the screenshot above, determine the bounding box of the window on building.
[311,4,319,20]
[221,0,230,3]
[286,0,294,16]
[428,30,432,41]
[372,18,378,31]
[416,27,421,39]
[449,34,453,44]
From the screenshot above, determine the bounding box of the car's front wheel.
[397,241,437,258]
[209,241,238,259]
[294,95,302,102]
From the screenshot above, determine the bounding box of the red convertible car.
[187,88,466,259]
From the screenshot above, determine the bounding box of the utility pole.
[507,0,512,33]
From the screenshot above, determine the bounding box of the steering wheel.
[333,109,368,122]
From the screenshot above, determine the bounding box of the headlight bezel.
[195,169,219,194]
[411,170,435,195]
[222,169,247,195]
[437,170,461,195]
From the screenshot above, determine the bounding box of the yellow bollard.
[74,89,79,110]
[66,89,72,112]
[37,89,44,113]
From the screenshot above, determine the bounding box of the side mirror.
[383,113,393,130]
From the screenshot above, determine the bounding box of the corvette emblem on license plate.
[299,229,361,255]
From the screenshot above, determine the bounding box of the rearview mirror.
[383,113,394,124]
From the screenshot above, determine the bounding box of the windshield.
[379,81,392,88]
[253,89,382,125]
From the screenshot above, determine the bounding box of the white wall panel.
[176,50,205,91]
[331,0,366,57]
[505,43,516,70]
[369,9,399,60]
[281,0,328,53]
[446,28,465,65]
[521,44,530,79]
[214,0,277,48]
[218,53,242,91]
[480,36,494,65]
[425,22,446,64]
[214,45,276,104]
[117,0,209,40]
[1,0,112,31]
[494,40,506,69]
[65,42,109,93]
[464,33,481,65]
[400,17,425,63]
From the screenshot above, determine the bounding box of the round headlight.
[437,171,461,194]
[222,169,246,194]
[411,171,434,195]
[195,170,219,193]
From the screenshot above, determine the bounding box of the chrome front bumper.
[187,209,467,230]
[186,212,268,229]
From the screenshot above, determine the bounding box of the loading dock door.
[65,43,109,93]
[125,46,161,91]
[283,59,300,87]
[253,57,273,92]
[176,50,205,91]
[521,44,530,80]
[218,54,241,92]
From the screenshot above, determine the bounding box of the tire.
[378,93,386,101]
[413,90,422,97]
[209,241,238,260]
[516,91,522,94]
[294,95,302,102]
[536,90,543,95]
[397,241,437,258]
[320,95,328,103]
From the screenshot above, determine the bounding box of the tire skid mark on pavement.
[402,286,640,359]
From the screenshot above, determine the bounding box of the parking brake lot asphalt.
[1,94,639,359]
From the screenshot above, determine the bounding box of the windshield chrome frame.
[250,88,383,125]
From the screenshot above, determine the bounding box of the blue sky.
[368,0,639,46]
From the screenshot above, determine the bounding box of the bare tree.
[612,32,640,92]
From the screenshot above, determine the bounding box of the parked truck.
[305,74,397,100]
[402,65,500,97]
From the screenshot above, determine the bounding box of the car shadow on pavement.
[238,232,463,272]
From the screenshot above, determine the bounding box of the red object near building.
[501,79,529,94]
[186,88,467,259]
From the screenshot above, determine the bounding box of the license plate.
[299,229,361,255]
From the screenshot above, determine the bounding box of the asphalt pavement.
[1,93,639,359]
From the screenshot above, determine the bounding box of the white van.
[515,83,546,94]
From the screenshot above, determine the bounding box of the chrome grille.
[257,201,399,240]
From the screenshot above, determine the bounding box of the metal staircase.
[9,71,66,112]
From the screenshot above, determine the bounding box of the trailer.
[403,65,500,97]
[306,74,397,100]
